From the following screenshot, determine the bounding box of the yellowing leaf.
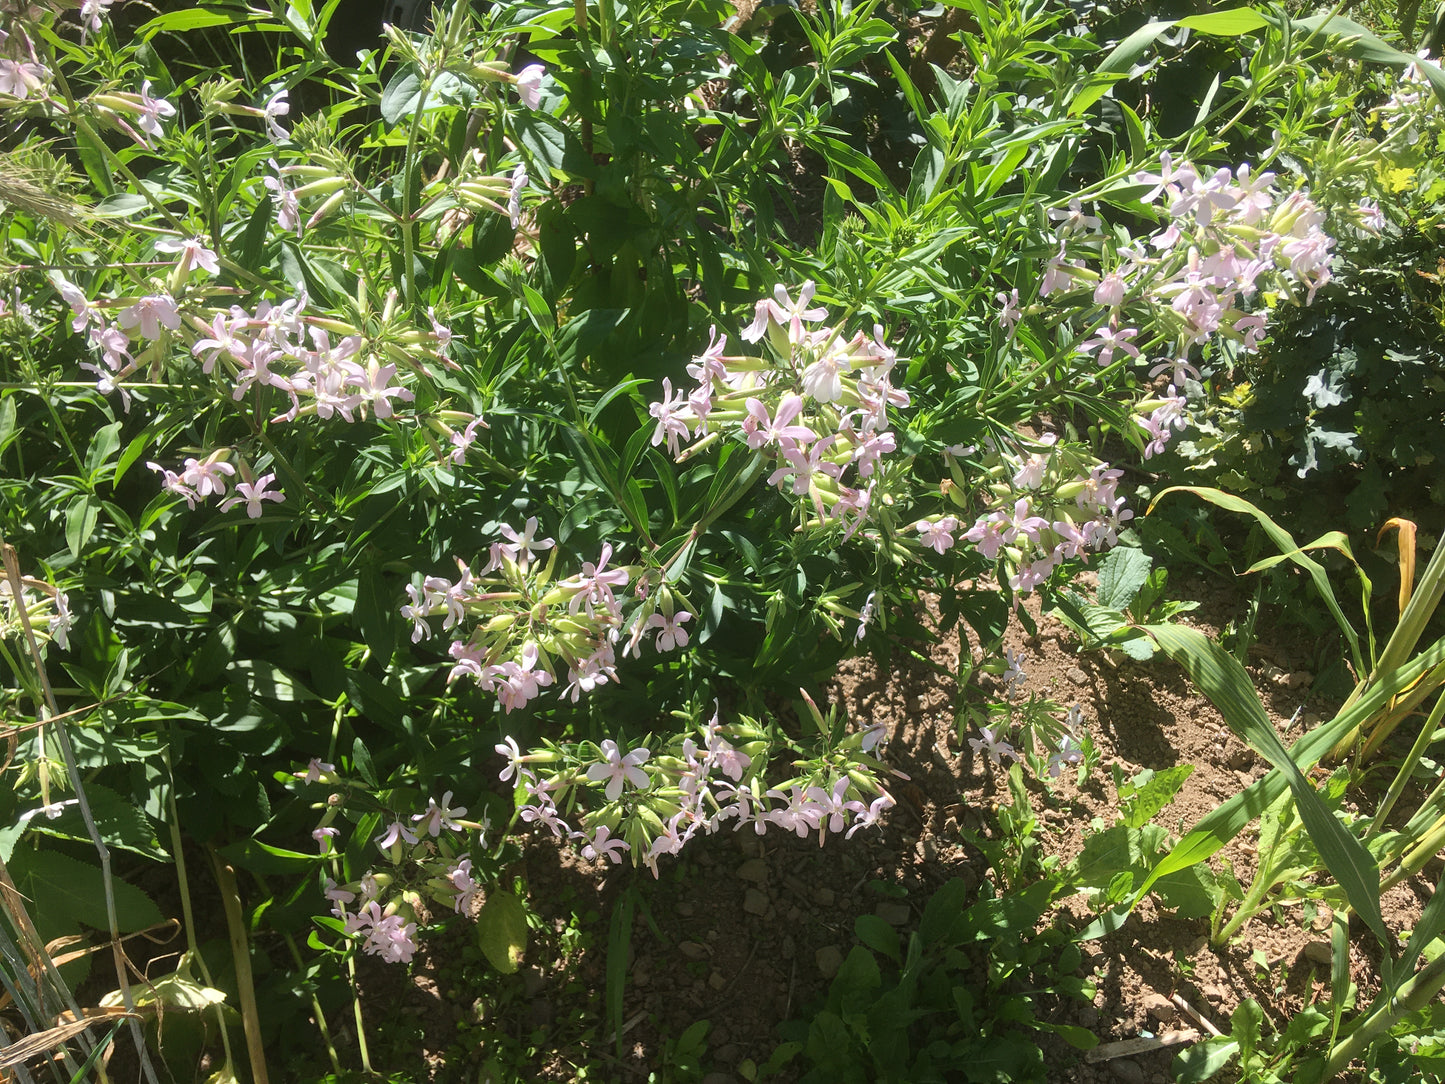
[478,890,528,974]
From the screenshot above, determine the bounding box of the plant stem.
[210,850,272,1084]
[1321,946,1445,1079]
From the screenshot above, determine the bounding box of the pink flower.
[742,394,815,451]
[915,516,958,555]
[649,377,692,457]
[646,610,692,652]
[118,293,180,340]
[135,80,176,142]
[412,791,468,837]
[262,88,290,141]
[968,725,1019,766]
[157,236,220,276]
[220,473,285,517]
[179,454,236,497]
[580,825,629,865]
[585,739,651,801]
[514,64,545,110]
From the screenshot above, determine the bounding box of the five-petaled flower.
[220,473,285,517]
[585,739,651,801]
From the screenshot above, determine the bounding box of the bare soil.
[375,571,1428,1083]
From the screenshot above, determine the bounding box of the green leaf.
[1144,624,1387,947]
[1096,19,1176,74]
[226,660,319,702]
[854,914,900,963]
[138,8,251,35]
[1176,9,1271,34]
[1149,487,1363,674]
[379,67,423,125]
[173,570,213,614]
[64,494,99,560]
[215,838,320,874]
[920,877,972,946]
[8,848,162,934]
[514,114,594,180]
[479,890,528,974]
[1120,764,1194,829]
[85,421,122,480]
[1097,546,1152,610]
[1173,1037,1239,1081]
[33,784,164,860]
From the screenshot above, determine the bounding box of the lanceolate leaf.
[1143,624,1388,948]
[1131,640,1444,907]
[1149,487,1363,674]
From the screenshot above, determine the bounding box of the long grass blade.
[1131,635,1445,908]
[1148,487,1364,674]
[1145,624,1388,948]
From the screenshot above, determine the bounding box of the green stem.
[1320,947,1445,1079]
[1369,688,1445,836]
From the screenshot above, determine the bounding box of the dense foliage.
[1,0,1443,1080]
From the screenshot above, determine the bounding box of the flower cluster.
[404,521,693,712]
[145,450,287,518]
[920,434,1133,594]
[970,675,1090,783]
[498,700,897,877]
[1032,156,1338,461]
[648,283,908,541]
[0,572,72,650]
[304,761,492,965]
[1377,50,1442,145]
[0,12,48,100]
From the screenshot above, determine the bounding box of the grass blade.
[1144,624,1387,948]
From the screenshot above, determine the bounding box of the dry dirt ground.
[370,570,1431,1083]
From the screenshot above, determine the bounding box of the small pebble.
[1109,1057,1145,1084]
[678,941,710,961]
[1304,941,1334,966]
[1067,667,1088,685]
[737,858,769,884]
[1142,992,1177,1023]
[815,886,835,907]
[708,970,727,991]
[743,887,769,916]
[816,945,844,979]
[677,899,696,917]
[876,901,911,927]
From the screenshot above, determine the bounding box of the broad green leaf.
[226,660,318,702]
[1144,624,1387,947]
[173,570,213,614]
[1096,19,1176,74]
[479,890,528,974]
[65,494,100,560]
[8,848,162,934]
[1120,764,1194,829]
[1176,9,1270,34]
[1173,1037,1239,1081]
[138,8,250,35]
[379,67,422,125]
[85,421,122,479]
[216,838,320,874]
[853,914,900,963]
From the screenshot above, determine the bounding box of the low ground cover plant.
[0,0,1443,1079]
